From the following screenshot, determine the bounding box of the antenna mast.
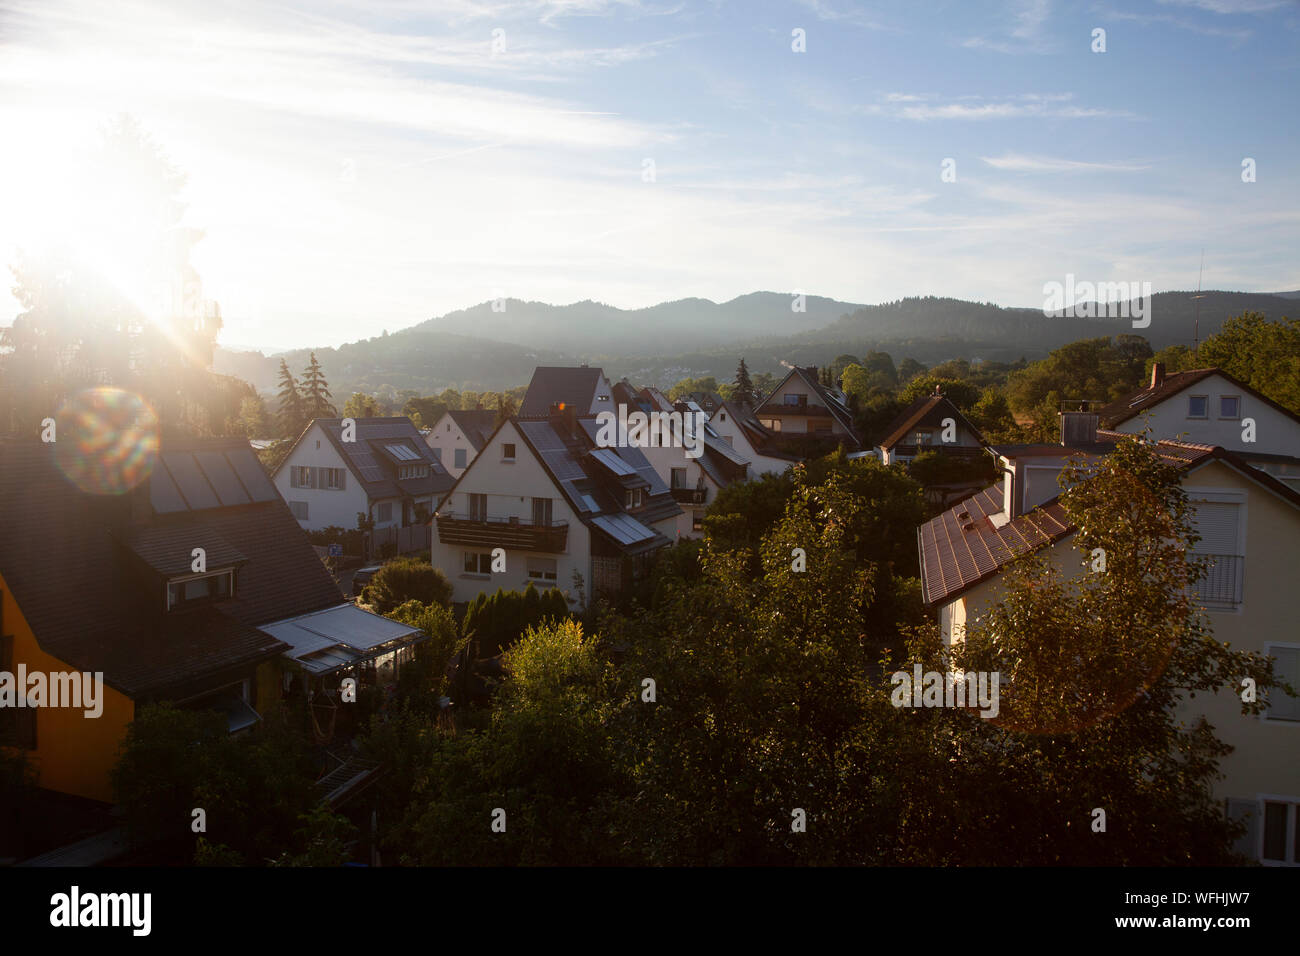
[1192,248,1206,354]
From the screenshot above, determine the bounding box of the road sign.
[328,544,342,557]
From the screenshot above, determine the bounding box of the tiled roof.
[1097,367,1300,430]
[918,484,1072,606]
[447,410,498,452]
[755,366,860,446]
[277,417,454,501]
[878,394,985,451]
[918,434,1300,607]
[519,366,606,417]
[0,438,346,698]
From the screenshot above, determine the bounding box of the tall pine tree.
[300,352,337,420]
[732,358,755,407]
[276,359,305,438]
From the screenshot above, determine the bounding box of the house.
[754,365,861,451]
[272,417,454,533]
[876,389,986,466]
[1097,364,1300,490]
[426,408,497,478]
[0,437,428,806]
[431,403,683,608]
[917,419,1300,865]
[518,365,614,417]
[706,400,801,476]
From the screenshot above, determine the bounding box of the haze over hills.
[214,290,1298,400]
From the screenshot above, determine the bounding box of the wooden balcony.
[670,487,708,505]
[435,513,568,553]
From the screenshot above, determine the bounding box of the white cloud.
[980,153,1152,172]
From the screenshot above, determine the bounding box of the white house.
[272,417,454,531]
[706,400,800,476]
[518,365,614,417]
[431,404,682,608]
[918,426,1300,865]
[875,390,986,466]
[1098,365,1300,490]
[426,408,497,478]
[754,365,861,450]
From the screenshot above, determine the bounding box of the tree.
[495,394,517,426]
[752,371,776,402]
[1197,311,1300,414]
[234,394,270,438]
[732,358,756,407]
[276,359,306,438]
[669,376,719,401]
[342,392,383,418]
[899,376,980,410]
[897,357,926,385]
[0,115,225,435]
[361,557,453,614]
[300,352,336,420]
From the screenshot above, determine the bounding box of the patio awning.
[261,603,425,675]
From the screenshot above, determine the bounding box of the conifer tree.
[732,358,755,407]
[276,359,305,438]
[300,352,337,420]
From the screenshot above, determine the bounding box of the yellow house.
[919,432,1300,865]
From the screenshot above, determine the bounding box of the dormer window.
[167,569,234,610]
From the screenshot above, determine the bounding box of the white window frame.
[1219,395,1241,420]
[1187,394,1209,419]
[1257,794,1300,866]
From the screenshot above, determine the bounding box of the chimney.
[549,401,578,439]
[932,385,942,397]
[1151,362,1165,389]
[1059,402,1099,446]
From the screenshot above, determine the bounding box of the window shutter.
[1191,501,1240,555]
[1226,798,1259,860]
[1266,646,1300,721]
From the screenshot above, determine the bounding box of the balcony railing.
[894,444,986,459]
[670,487,708,505]
[1191,553,1244,608]
[435,513,569,553]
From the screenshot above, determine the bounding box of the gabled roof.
[275,417,454,500]
[496,415,681,554]
[918,435,1300,607]
[518,366,606,417]
[756,366,860,446]
[712,400,802,462]
[1097,367,1300,429]
[446,409,497,452]
[878,394,985,451]
[0,438,348,698]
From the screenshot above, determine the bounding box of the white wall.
[430,420,591,608]
[1115,374,1300,456]
[274,423,370,531]
[709,406,792,477]
[426,412,478,479]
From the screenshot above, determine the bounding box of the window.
[1190,498,1244,608]
[719,413,727,421]
[290,465,314,489]
[532,497,552,526]
[1262,799,1300,865]
[463,551,492,574]
[671,467,687,489]
[167,570,234,610]
[1220,395,1241,419]
[1264,645,1300,721]
[915,430,933,447]
[503,443,516,461]
[430,446,442,462]
[783,394,802,406]
[468,493,487,521]
[289,500,309,520]
[527,557,558,581]
[454,448,467,469]
[596,394,610,402]
[323,467,345,490]
[1188,395,1209,419]
[693,514,704,532]
[377,502,393,523]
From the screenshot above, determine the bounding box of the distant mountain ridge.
[214,289,1297,399]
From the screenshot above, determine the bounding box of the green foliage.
[907,449,995,487]
[300,352,337,420]
[1196,311,1300,414]
[276,359,306,438]
[342,392,383,418]
[898,376,981,410]
[462,583,571,657]
[1005,335,1153,417]
[362,557,453,614]
[269,804,359,867]
[668,375,718,401]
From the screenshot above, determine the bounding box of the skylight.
[385,443,420,461]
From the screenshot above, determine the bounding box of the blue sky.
[1,0,1297,350]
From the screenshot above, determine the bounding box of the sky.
[0,0,1297,351]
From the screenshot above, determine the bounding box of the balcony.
[1191,553,1244,608]
[435,512,568,553]
[670,486,708,505]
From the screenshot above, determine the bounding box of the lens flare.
[53,387,160,496]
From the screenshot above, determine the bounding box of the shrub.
[362,557,453,613]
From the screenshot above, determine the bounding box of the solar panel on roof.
[148,463,189,513]
[161,452,220,510]
[592,513,655,546]
[590,448,636,477]
[580,494,599,513]
[228,450,279,502]
[194,451,252,507]
[385,443,420,461]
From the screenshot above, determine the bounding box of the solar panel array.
[151,447,281,513]
[592,513,656,546]
[385,443,420,461]
[589,447,637,478]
